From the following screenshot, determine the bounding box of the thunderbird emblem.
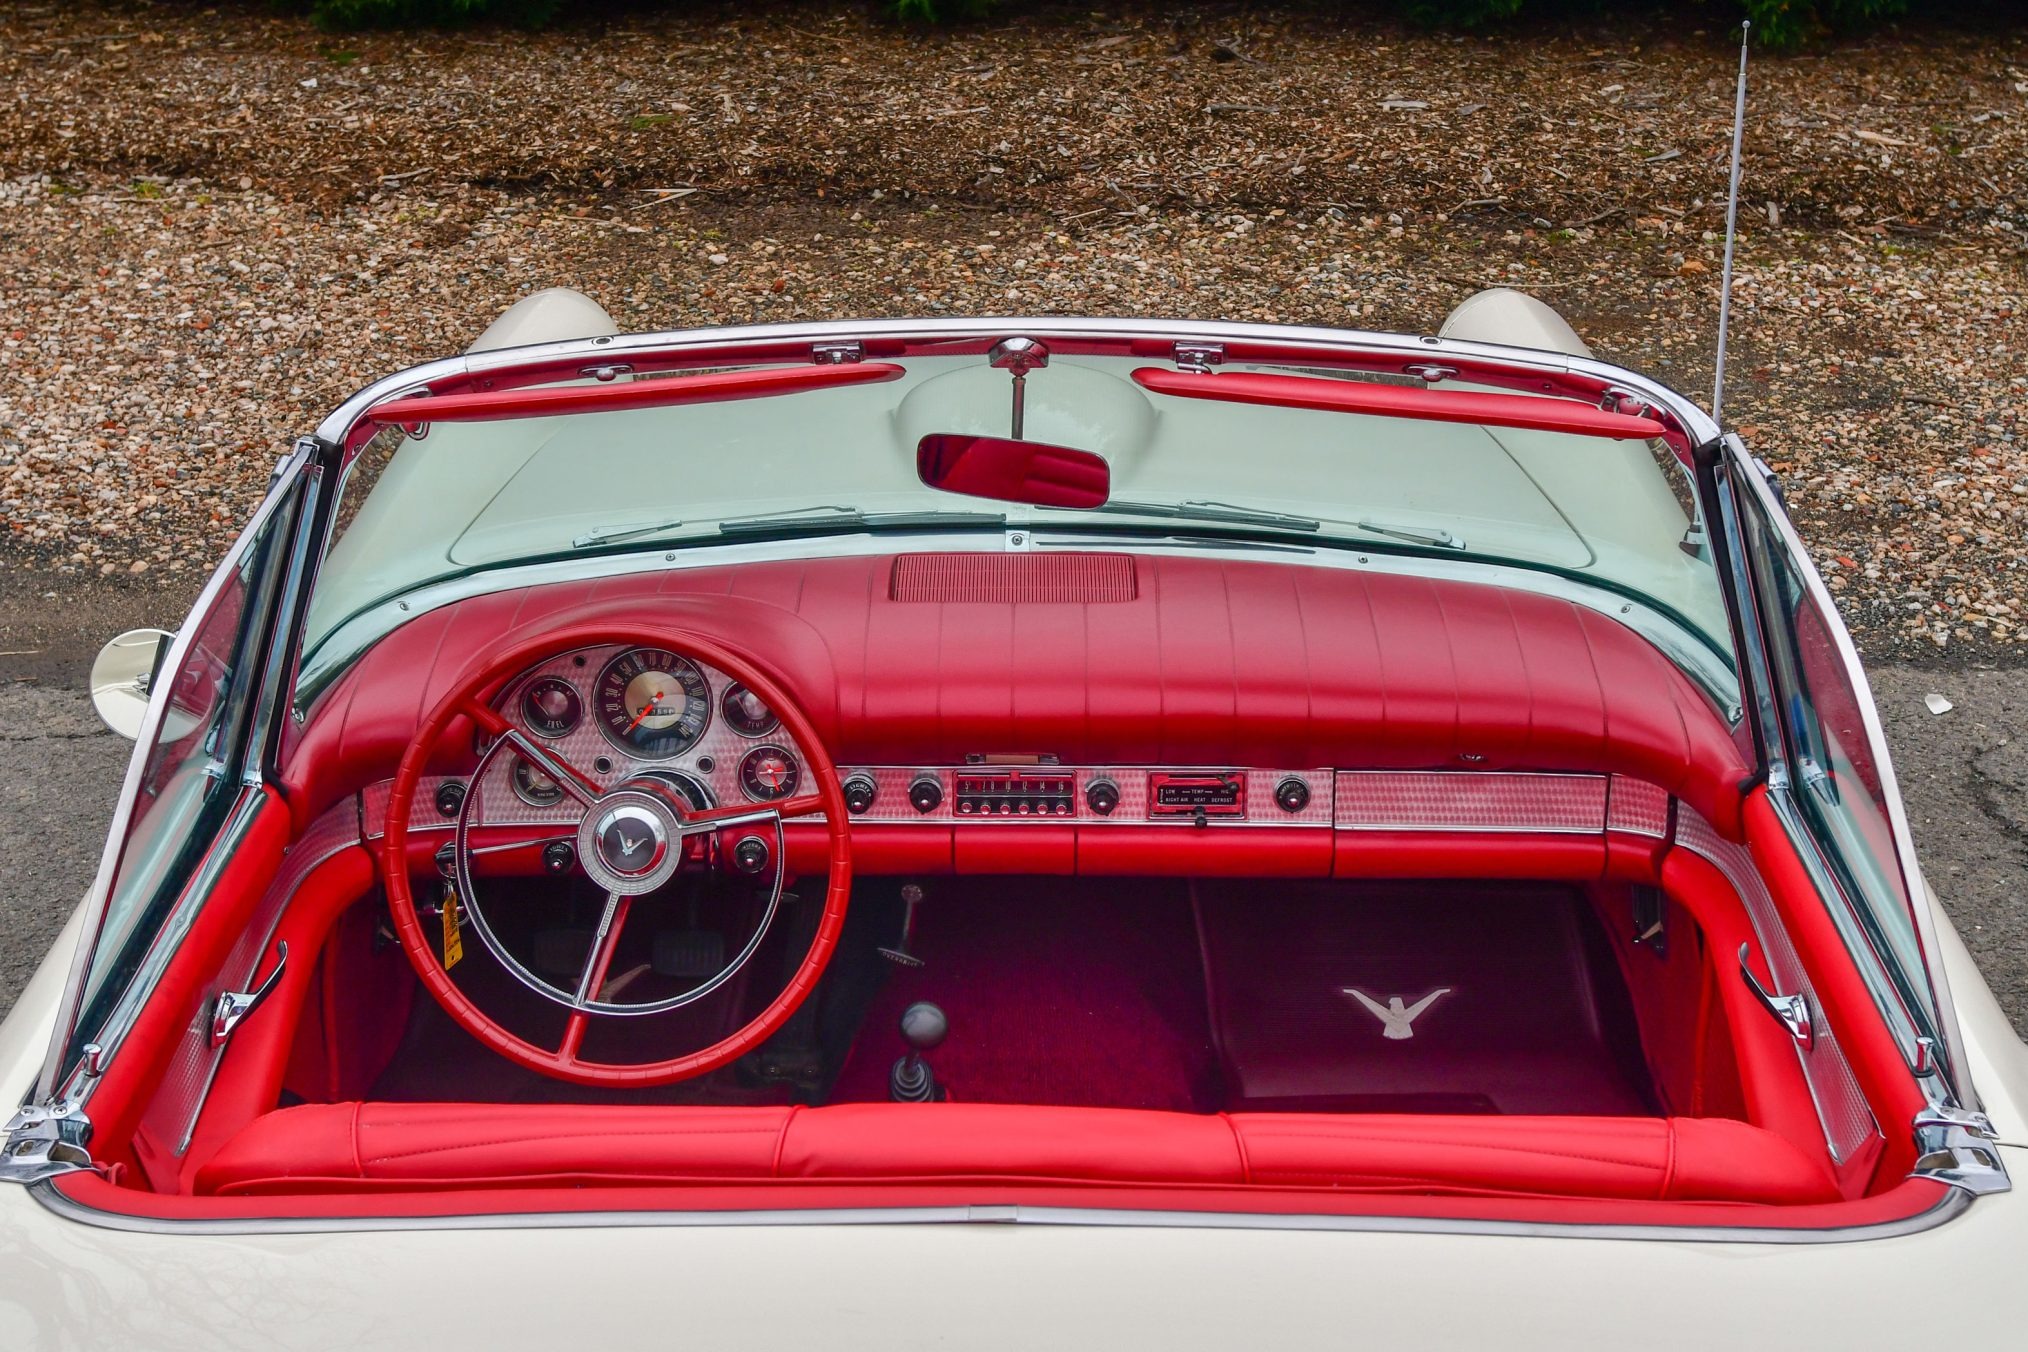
[1343,987,1452,1040]
[618,833,645,857]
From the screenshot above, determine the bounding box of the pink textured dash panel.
[890,553,1138,604]
[1607,776,1672,838]
[1334,771,1608,833]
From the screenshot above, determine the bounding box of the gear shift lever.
[888,1001,948,1103]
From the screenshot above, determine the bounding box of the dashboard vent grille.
[890,553,1138,604]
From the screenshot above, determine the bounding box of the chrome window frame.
[35,447,316,1104]
[1716,433,1975,1109]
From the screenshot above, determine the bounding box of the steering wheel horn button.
[575,786,688,896]
[596,806,667,877]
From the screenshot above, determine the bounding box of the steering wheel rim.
[379,626,852,1087]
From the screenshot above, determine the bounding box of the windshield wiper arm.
[1354,519,1465,550]
[716,506,1005,536]
[1097,499,1322,532]
[571,516,687,549]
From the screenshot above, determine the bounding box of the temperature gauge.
[720,682,780,738]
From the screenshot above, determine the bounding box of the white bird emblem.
[618,833,645,856]
[1343,987,1452,1040]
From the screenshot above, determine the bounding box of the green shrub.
[300,0,1916,45]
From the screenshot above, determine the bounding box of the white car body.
[3,294,2022,1349]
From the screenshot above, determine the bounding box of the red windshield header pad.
[1132,367,1667,442]
[367,362,906,425]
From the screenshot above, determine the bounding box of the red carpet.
[826,878,1221,1112]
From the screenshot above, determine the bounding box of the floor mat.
[826,878,1220,1112]
[1193,880,1656,1116]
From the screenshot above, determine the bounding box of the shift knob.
[900,1001,947,1052]
[889,1002,949,1103]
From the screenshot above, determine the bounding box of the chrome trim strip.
[78,791,268,1084]
[313,316,1722,453]
[28,1174,1975,1244]
[1764,789,1921,1054]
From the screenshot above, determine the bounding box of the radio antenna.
[1711,20,1751,427]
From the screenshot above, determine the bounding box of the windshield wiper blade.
[571,516,687,549]
[1097,499,1321,532]
[716,507,1005,536]
[1354,519,1465,550]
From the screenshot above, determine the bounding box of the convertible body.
[3,292,2025,1348]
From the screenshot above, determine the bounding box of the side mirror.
[89,628,173,740]
[915,433,1110,510]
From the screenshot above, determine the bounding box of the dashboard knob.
[1274,776,1312,814]
[731,835,771,875]
[433,780,467,819]
[1085,779,1120,816]
[843,774,878,815]
[908,776,944,814]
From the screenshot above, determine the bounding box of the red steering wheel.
[380,626,852,1087]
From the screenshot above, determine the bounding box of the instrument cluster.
[472,645,807,829]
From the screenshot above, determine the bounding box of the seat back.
[197,1101,1836,1205]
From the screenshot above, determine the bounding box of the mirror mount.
[90,628,173,740]
[987,337,1049,440]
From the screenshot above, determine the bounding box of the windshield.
[305,352,1730,669]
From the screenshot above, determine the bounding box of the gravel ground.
[0,6,2024,1028]
[1,6,2025,657]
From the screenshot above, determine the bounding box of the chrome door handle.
[210,942,288,1049]
[1738,943,1813,1050]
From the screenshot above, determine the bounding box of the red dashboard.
[287,552,1751,866]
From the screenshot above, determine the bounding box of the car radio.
[954,771,1076,817]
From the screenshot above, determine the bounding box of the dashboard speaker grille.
[890,553,1138,604]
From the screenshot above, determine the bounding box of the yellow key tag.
[441,885,464,970]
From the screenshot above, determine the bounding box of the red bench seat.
[197,1101,1837,1205]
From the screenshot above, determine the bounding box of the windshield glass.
[305,353,1730,668]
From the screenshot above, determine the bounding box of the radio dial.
[1085,779,1121,816]
[909,776,944,814]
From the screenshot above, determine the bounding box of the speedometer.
[592,648,711,760]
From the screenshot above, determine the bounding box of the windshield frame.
[298,318,1728,694]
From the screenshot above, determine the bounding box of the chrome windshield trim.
[29,1173,1974,1244]
[314,316,1719,461]
[36,453,309,1102]
[1721,433,1977,1111]
[294,533,1737,720]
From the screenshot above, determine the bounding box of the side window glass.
[1738,481,1930,1020]
[65,480,300,1064]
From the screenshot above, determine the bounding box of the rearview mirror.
[89,628,172,740]
[916,433,1110,510]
